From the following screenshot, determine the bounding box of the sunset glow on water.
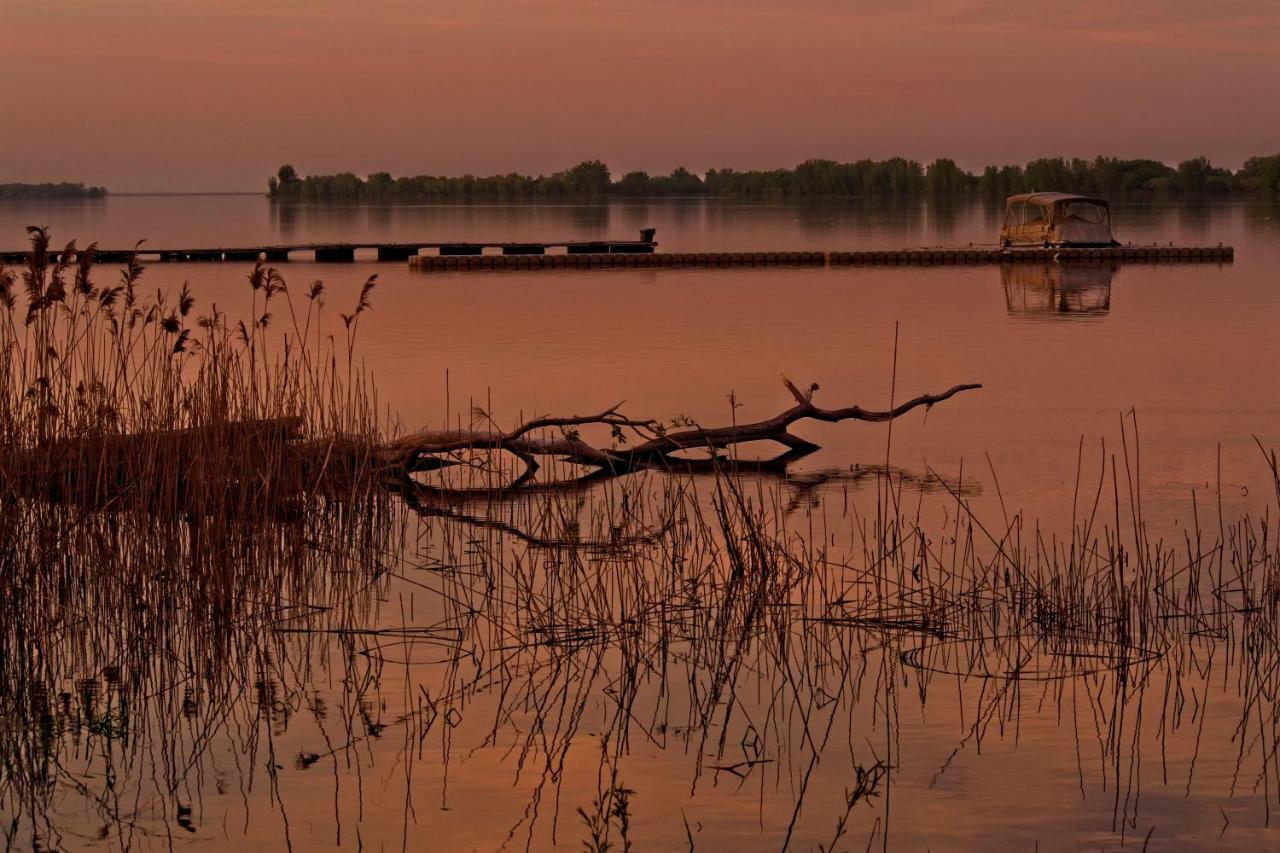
[2,2,1279,850]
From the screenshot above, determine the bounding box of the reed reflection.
[13,437,1280,850]
[1002,261,1114,321]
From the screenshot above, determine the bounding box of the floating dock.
[408,245,1233,272]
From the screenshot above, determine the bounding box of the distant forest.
[0,182,107,199]
[268,155,1280,202]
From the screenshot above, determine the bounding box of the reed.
[0,227,403,848]
[0,226,386,514]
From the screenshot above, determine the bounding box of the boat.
[1000,193,1120,248]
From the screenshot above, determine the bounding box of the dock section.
[0,228,659,265]
[408,245,1233,272]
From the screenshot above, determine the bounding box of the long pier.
[408,245,1233,272]
[0,229,659,265]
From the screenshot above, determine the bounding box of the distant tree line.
[0,182,108,199]
[268,155,1280,202]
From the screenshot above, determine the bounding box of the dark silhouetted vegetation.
[1237,154,1280,194]
[269,160,616,202]
[268,154,1280,201]
[0,182,107,199]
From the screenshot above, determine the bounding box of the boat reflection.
[1001,261,1115,320]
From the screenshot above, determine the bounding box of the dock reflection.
[1001,261,1114,320]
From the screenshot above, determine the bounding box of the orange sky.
[3,0,1278,192]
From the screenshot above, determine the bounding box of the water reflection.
[8,195,1276,256]
[256,194,1273,252]
[8,457,1280,850]
[268,198,614,244]
[1242,197,1280,234]
[1002,261,1114,320]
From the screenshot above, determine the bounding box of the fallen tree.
[361,376,981,492]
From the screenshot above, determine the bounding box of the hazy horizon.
[4,0,1278,192]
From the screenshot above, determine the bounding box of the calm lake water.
[5,195,1278,521]
[2,195,1280,851]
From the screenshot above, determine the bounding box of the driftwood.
[378,378,982,491]
[1,378,981,508]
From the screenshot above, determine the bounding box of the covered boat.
[1000,193,1119,248]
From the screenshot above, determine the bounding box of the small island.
[0,182,108,199]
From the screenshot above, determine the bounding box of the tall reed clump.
[0,223,393,737]
[0,228,402,847]
[0,226,385,513]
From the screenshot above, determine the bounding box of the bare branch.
[382,380,981,491]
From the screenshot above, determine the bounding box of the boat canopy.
[1001,193,1116,247]
[1005,192,1110,208]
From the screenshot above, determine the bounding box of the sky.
[2,0,1278,192]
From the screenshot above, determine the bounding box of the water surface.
[1,196,1279,851]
